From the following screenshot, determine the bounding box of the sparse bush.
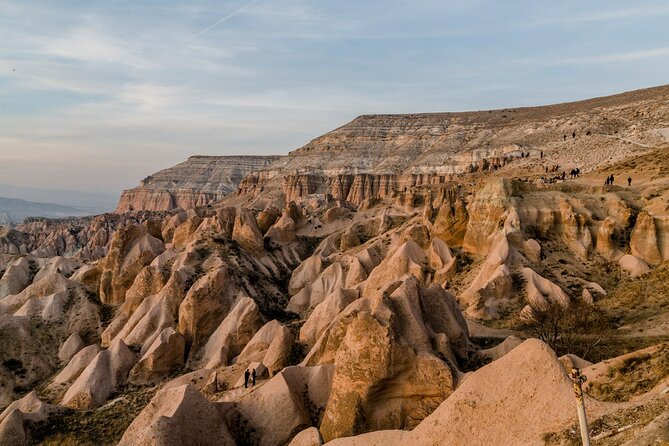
[521,300,609,358]
[2,358,26,375]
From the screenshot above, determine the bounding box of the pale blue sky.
[1,0,668,195]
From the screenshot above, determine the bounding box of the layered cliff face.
[117,85,669,210]
[236,85,669,204]
[116,155,282,212]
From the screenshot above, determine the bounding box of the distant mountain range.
[0,182,117,224]
[0,182,118,210]
[0,196,105,225]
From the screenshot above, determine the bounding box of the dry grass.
[544,393,669,446]
[30,385,157,446]
[598,262,669,328]
[588,344,669,402]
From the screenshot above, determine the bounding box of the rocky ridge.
[235,84,669,206]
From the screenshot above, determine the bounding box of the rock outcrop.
[328,340,606,446]
[462,179,515,254]
[630,211,663,265]
[177,265,240,355]
[58,332,86,363]
[98,223,164,305]
[287,262,345,314]
[118,384,235,446]
[596,216,623,260]
[231,365,334,446]
[236,320,294,376]
[51,344,101,388]
[619,254,651,277]
[304,276,469,441]
[62,339,136,409]
[129,327,186,384]
[0,256,32,298]
[522,267,570,309]
[559,200,593,260]
[0,392,57,446]
[461,234,512,318]
[199,296,262,369]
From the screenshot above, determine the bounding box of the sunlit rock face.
[116,155,282,212]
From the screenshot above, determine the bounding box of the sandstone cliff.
[233,85,669,206]
[116,155,282,212]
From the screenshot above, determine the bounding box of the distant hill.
[0,183,117,211]
[0,196,100,225]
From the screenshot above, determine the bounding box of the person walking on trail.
[244,369,250,388]
[564,134,567,141]
[572,131,576,139]
[628,177,632,187]
[252,369,256,386]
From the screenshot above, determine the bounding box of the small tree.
[522,300,608,358]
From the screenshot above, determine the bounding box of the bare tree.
[522,300,608,358]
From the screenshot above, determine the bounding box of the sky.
[1,0,668,198]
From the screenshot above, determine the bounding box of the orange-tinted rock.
[99,224,164,305]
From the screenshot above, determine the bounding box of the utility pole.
[569,367,591,446]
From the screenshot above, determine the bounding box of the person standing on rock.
[252,369,256,386]
[610,174,615,185]
[628,177,632,186]
[244,369,250,388]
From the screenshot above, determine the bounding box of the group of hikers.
[539,165,582,184]
[244,368,257,388]
[563,130,592,141]
[605,175,633,186]
[504,130,638,187]
[540,171,567,184]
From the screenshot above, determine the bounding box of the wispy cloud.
[526,5,669,27]
[118,84,188,111]
[513,47,669,67]
[43,27,145,68]
[560,48,669,64]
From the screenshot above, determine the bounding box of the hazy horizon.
[1,0,669,198]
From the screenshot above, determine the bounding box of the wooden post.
[569,367,591,446]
